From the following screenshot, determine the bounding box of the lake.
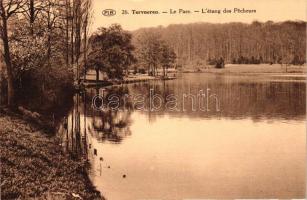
[58,73,306,200]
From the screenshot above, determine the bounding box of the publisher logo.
[102,9,116,16]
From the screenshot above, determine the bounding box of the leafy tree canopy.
[88,24,136,79]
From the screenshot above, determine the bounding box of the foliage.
[88,24,135,79]
[133,31,177,76]
[134,31,161,73]
[160,42,177,75]
[7,19,74,114]
[10,23,48,78]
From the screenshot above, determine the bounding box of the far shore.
[79,64,306,88]
[182,64,307,74]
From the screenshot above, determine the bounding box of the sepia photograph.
[0,0,306,199]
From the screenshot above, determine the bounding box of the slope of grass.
[0,111,103,200]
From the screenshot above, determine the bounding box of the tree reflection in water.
[58,86,133,159]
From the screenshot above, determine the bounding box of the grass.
[0,110,103,200]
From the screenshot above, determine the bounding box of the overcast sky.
[91,0,306,31]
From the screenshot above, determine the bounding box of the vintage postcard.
[0,0,306,199]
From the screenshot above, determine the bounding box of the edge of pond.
[0,107,105,200]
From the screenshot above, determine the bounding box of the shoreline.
[81,75,176,88]
[81,64,306,89]
[0,109,103,200]
[182,64,306,74]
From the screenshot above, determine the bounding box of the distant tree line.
[133,21,306,68]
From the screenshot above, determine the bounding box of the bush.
[138,68,146,74]
[291,55,305,65]
[8,25,75,116]
[15,65,74,116]
[231,56,263,64]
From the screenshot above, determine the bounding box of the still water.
[59,73,306,200]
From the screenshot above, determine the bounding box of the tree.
[160,43,176,77]
[134,31,177,77]
[134,31,162,76]
[88,24,135,80]
[0,0,27,107]
[61,0,92,81]
[23,0,44,35]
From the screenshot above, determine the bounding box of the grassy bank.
[0,110,103,200]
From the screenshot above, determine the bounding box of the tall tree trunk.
[65,0,70,68]
[74,0,81,82]
[29,0,35,35]
[96,68,99,82]
[83,26,87,80]
[46,2,52,67]
[70,0,75,68]
[0,6,15,107]
[47,27,51,66]
[83,2,89,80]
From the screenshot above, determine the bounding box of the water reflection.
[125,74,305,121]
[59,87,134,158]
[58,73,306,199]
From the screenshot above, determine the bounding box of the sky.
[91,0,306,31]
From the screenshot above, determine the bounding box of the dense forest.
[133,21,306,68]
